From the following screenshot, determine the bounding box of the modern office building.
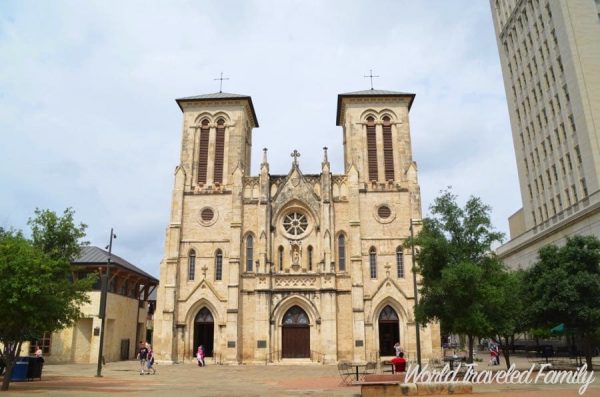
[490,0,600,267]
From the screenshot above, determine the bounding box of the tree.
[524,235,600,370]
[486,269,527,369]
[408,189,504,363]
[28,208,87,262]
[0,209,93,391]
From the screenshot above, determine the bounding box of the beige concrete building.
[153,89,441,364]
[27,246,158,364]
[491,0,600,267]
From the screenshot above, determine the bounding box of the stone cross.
[363,69,380,90]
[291,150,301,165]
[214,72,229,93]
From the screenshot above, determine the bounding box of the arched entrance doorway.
[281,306,310,358]
[378,305,399,356]
[193,307,214,357]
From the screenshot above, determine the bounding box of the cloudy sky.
[0,1,519,277]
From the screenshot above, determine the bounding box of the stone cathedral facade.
[153,89,441,364]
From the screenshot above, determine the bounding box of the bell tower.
[336,89,415,186]
[176,92,259,190]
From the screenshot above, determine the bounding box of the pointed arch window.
[245,235,254,272]
[198,119,210,184]
[383,116,395,181]
[366,116,378,181]
[188,250,196,281]
[396,247,404,278]
[338,234,346,272]
[278,246,284,271]
[215,249,223,281]
[214,118,225,184]
[283,306,309,325]
[379,305,399,321]
[307,245,313,271]
[369,247,377,279]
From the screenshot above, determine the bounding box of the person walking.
[196,345,205,367]
[145,343,156,375]
[137,341,148,375]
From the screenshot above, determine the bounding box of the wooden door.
[281,306,310,358]
[282,326,310,358]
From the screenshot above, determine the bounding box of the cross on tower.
[291,149,301,165]
[363,69,380,90]
[214,72,230,93]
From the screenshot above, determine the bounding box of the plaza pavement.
[1,355,600,396]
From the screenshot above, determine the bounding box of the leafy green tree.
[524,235,600,370]
[28,208,88,262]
[487,269,527,368]
[0,209,92,391]
[408,189,504,363]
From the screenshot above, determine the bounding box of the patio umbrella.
[550,323,565,335]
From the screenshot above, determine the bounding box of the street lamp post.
[410,219,422,371]
[96,228,116,377]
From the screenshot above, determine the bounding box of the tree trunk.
[1,361,13,391]
[467,335,474,364]
[583,333,593,371]
[0,341,20,392]
[501,335,512,369]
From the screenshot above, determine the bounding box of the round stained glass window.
[378,205,391,219]
[201,208,214,222]
[282,212,308,236]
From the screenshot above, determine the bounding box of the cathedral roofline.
[175,92,259,127]
[336,89,415,126]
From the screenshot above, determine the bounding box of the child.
[145,343,156,375]
[196,345,205,367]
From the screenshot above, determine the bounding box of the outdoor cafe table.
[350,362,367,381]
[443,356,466,370]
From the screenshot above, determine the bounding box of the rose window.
[282,212,308,236]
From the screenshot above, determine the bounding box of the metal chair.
[337,361,353,385]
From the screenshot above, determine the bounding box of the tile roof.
[175,92,259,127]
[73,246,158,282]
[336,89,416,125]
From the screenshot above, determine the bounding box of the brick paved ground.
[1,355,599,396]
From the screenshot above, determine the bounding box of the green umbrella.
[550,323,565,334]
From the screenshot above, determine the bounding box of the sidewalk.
[1,358,599,396]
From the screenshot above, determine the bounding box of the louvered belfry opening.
[214,118,225,184]
[198,119,210,184]
[382,116,395,181]
[366,116,378,181]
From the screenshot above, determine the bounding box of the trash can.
[22,356,44,380]
[10,361,29,381]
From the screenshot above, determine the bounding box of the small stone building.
[154,89,441,364]
[30,246,158,364]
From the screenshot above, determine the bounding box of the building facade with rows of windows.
[490,0,600,268]
[153,89,441,364]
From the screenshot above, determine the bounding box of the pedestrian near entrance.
[137,341,148,374]
[393,342,403,357]
[196,345,205,367]
[145,343,156,374]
